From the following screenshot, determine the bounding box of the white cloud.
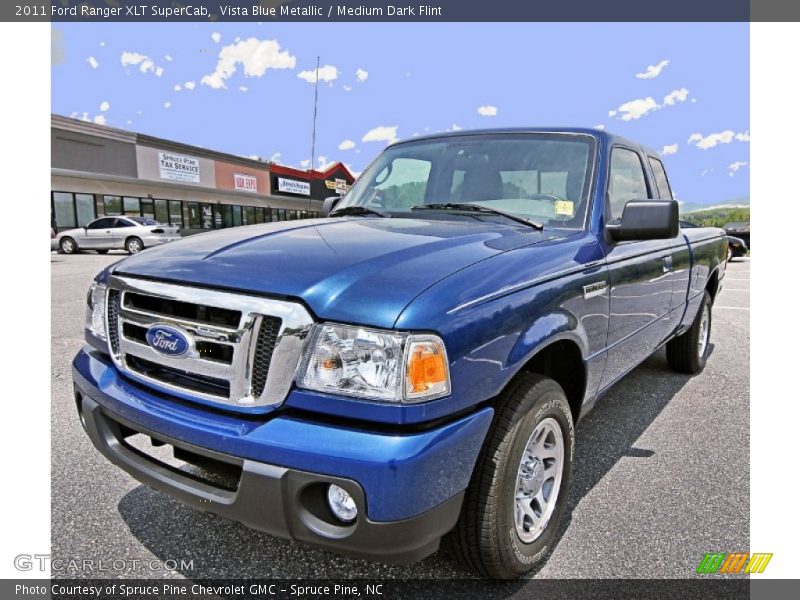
[184,80,196,90]
[660,143,678,155]
[93,115,106,125]
[635,59,670,80]
[121,51,165,77]
[343,85,352,92]
[611,89,689,121]
[270,152,282,162]
[356,68,368,82]
[211,32,221,44]
[297,64,338,84]
[686,130,750,150]
[701,168,714,176]
[174,84,182,92]
[477,105,498,116]
[594,124,605,130]
[362,125,399,144]
[201,38,296,89]
[238,86,248,92]
[164,101,171,109]
[299,159,311,168]
[662,88,690,106]
[164,54,173,62]
[449,123,463,131]
[338,139,356,150]
[99,41,106,47]
[728,161,748,174]
[99,101,110,112]
[616,97,659,121]
[87,56,99,69]
[317,155,336,170]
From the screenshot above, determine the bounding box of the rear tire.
[59,237,77,254]
[447,373,575,579]
[126,237,143,254]
[666,290,712,374]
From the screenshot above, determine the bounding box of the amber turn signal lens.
[406,339,449,398]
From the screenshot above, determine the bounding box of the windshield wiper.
[329,205,391,218]
[411,203,543,230]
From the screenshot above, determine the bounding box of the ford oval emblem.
[145,324,191,357]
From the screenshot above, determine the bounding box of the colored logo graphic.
[145,324,191,357]
[697,552,773,575]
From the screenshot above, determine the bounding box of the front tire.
[727,246,733,262]
[448,373,575,579]
[59,237,77,254]
[666,290,712,374]
[126,237,143,254]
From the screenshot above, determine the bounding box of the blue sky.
[52,23,749,205]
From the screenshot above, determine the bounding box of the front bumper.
[73,348,493,562]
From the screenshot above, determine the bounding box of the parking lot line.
[715,306,750,310]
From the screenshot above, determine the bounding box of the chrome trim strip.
[105,275,314,410]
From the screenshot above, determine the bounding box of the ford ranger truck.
[73,129,726,578]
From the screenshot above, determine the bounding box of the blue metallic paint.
[75,128,728,522]
[73,349,493,522]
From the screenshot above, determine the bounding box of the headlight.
[85,282,107,341]
[297,323,450,403]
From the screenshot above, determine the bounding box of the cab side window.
[87,218,116,230]
[114,218,135,228]
[608,148,650,222]
[648,157,673,200]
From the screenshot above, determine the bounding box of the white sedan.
[55,216,181,255]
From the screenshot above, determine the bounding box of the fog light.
[327,484,358,523]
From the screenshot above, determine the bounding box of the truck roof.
[390,127,658,158]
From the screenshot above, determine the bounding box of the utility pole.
[310,56,320,173]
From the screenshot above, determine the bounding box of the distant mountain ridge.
[679,195,750,214]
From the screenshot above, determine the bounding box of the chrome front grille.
[104,275,314,411]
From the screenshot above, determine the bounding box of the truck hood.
[115,217,565,328]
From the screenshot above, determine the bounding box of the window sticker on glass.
[554,200,575,216]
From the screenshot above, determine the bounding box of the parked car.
[726,235,748,261]
[55,216,181,255]
[681,221,747,262]
[73,129,726,578]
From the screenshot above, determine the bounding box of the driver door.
[83,217,116,249]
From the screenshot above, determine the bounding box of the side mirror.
[607,200,679,242]
[321,195,342,217]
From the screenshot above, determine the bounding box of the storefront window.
[201,204,213,229]
[222,204,233,228]
[213,204,223,228]
[232,205,243,227]
[277,209,287,221]
[254,208,264,224]
[154,199,169,225]
[169,200,183,227]
[75,193,95,226]
[186,202,201,229]
[141,198,154,220]
[53,192,76,229]
[123,197,140,216]
[245,206,255,225]
[104,195,122,215]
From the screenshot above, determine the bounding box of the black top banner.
[4,0,800,22]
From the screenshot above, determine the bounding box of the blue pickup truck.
[73,129,726,578]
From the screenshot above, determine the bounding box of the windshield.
[336,133,596,228]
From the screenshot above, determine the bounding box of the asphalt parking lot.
[51,252,749,581]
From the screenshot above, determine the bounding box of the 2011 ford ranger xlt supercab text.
[73,129,726,578]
